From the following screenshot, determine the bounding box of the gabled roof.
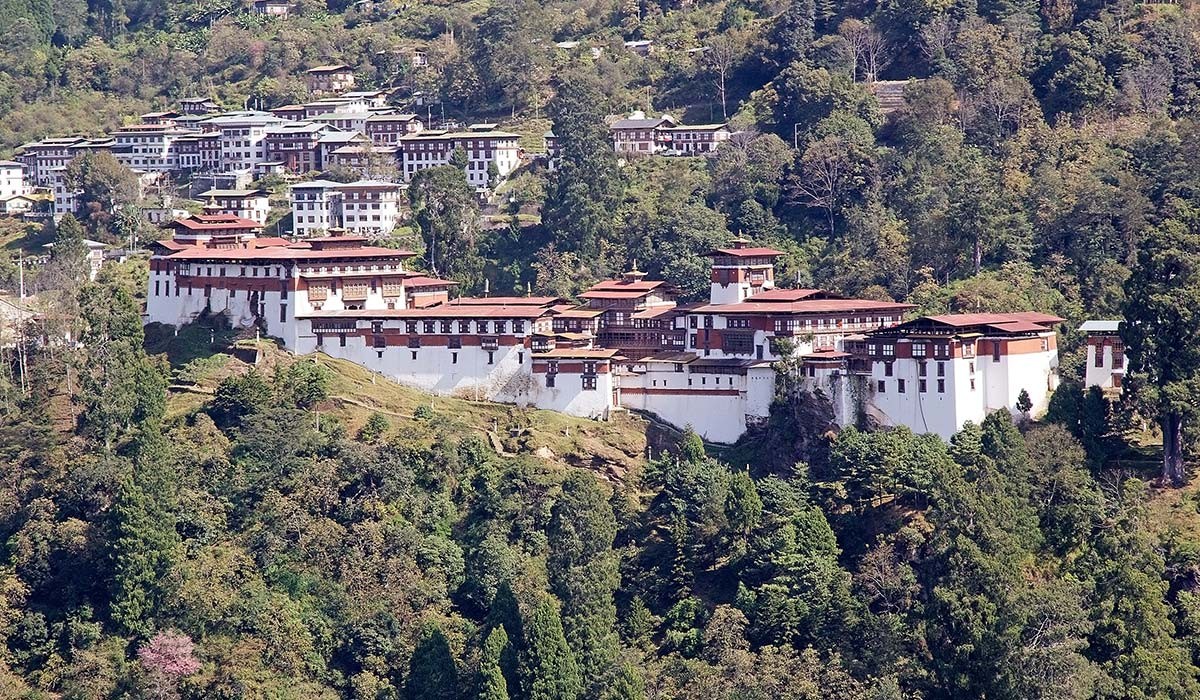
[585,279,668,293]
[691,299,915,315]
[923,312,1064,327]
[745,288,837,302]
[306,64,353,74]
[449,296,561,306]
[199,189,268,198]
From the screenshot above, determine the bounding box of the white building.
[202,112,283,173]
[290,180,345,237]
[48,167,80,219]
[1081,320,1123,391]
[0,161,30,199]
[397,124,521,190]
[111,124,193,171]
[198,189,271,225]
[338,180,403,236]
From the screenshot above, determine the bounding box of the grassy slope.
[159,333,651,481]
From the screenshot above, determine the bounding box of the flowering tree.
[138,631,201,700]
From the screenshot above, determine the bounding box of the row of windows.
[402,319,527,334]
[877,378,964,394]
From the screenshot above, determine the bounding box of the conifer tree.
[486,581,524,694]
[478,626,510,700]
[520,597,582,700]
[601,664,646,700]
[404,626,458,700]
[547,472,620,684]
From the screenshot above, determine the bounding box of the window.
[898,379,906,393]
[495,321,507,334]
[1113,342,1124,369]
[883,343,895,357]
[440,320,452,333]
[912,342,927,357]
[448,336,461,349]
[962,341,976,358]
[704,316,713,329]
[918,361,927,377]
[339,333,346,347]
[546,374,555,388]
[884,362,894,377]
[992,341,1001,362]
[919,379,927,393]
[408,336,420,348]
[411,351,418,360]
[452,352,458,364]
[487,351,495,365]
[514,320,525,333]
[279,304,286,322]
[690,316,698,329]
[970,378,976,391]
[937,379,945,393]
[969,362,975,374]
[406,321,417,334]
[477,321,489,333]
[582,376,597,391]
[937,362,945,377]
[1095,344,1105,367]
[518,352,524,364]
[423,321,435,333]
[154,281,160,295]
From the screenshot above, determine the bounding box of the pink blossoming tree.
[138,630,201,700]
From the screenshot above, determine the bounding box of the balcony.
[481,336,499,351]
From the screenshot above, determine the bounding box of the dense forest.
[4,0,1200,697]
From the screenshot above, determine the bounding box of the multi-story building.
[198,189,271,225]
[16,137,87,185]
[172,132,222,172]
[111,124,193,172]
[543,130,560,170]
[252,0,290,16]
[202,112,283,173]
[338,180,403,236]
[290,180,345,237]
[823,313,1062,439]
[340,90,392,108]
[48,167,80,219]
[0,161,30,199]
[263,122,335,173]
[305,65,356,95]
[179,97,221,115]
[365,114,424,146]
[145,230,1066,444]
[1081,320,1124,391]
[665,124,731,154]
[610,112,677,154]
[139,110,182,126]
[317,132,373,170]
[397,124,521,189]
[311,111,376,133]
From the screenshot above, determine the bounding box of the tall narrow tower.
[707,237,783,304]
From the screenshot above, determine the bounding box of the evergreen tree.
[520,597,582,700]
[486,581,524,695]
[601,664,646,700]
[410,164,485,289]
[1122,215,1200,485]
[479,626,510,700]
[404,626,458,700]
[547,471,620,685]
[543,71,623,259]
[49,213,90,284]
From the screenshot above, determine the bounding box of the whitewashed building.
[1081,320,1124,391]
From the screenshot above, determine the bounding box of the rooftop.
[1079,320,1122,333]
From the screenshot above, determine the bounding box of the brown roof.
[579,290,658,300]
[631,306,679,320]
[300,305,552,319]
[554,308,606,318]
[534,348,622,359]
[170,214,263,231]
[403,275,457,288]
[449,296,560,306]
[745,288,831,302]
[585,279,667,293]
[707,247,784,258]
[691,299,915,315]
[925,312,1064,327]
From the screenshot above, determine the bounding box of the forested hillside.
[5,0,1200,698]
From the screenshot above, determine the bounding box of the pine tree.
[547,472,620,684]
[520,597,582,700]
[478,626,510,700]
[1123,216,1200,485]
[486,581,524,694]
[543,70,623,259]
[404,626,458,700]
[600,664,645,700]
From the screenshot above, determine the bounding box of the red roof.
[925,312,1064,328]
[300,305,553,319]
[167,244,413,261]
[534,348,622,359]
[585,279,666,293]
[691,299,915,315]
[403,276,457,288]
[707,247,784,258]
[744,288,832,302]
[170,214,263,231]
[579,290,658,300]
[449,296,560,306]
